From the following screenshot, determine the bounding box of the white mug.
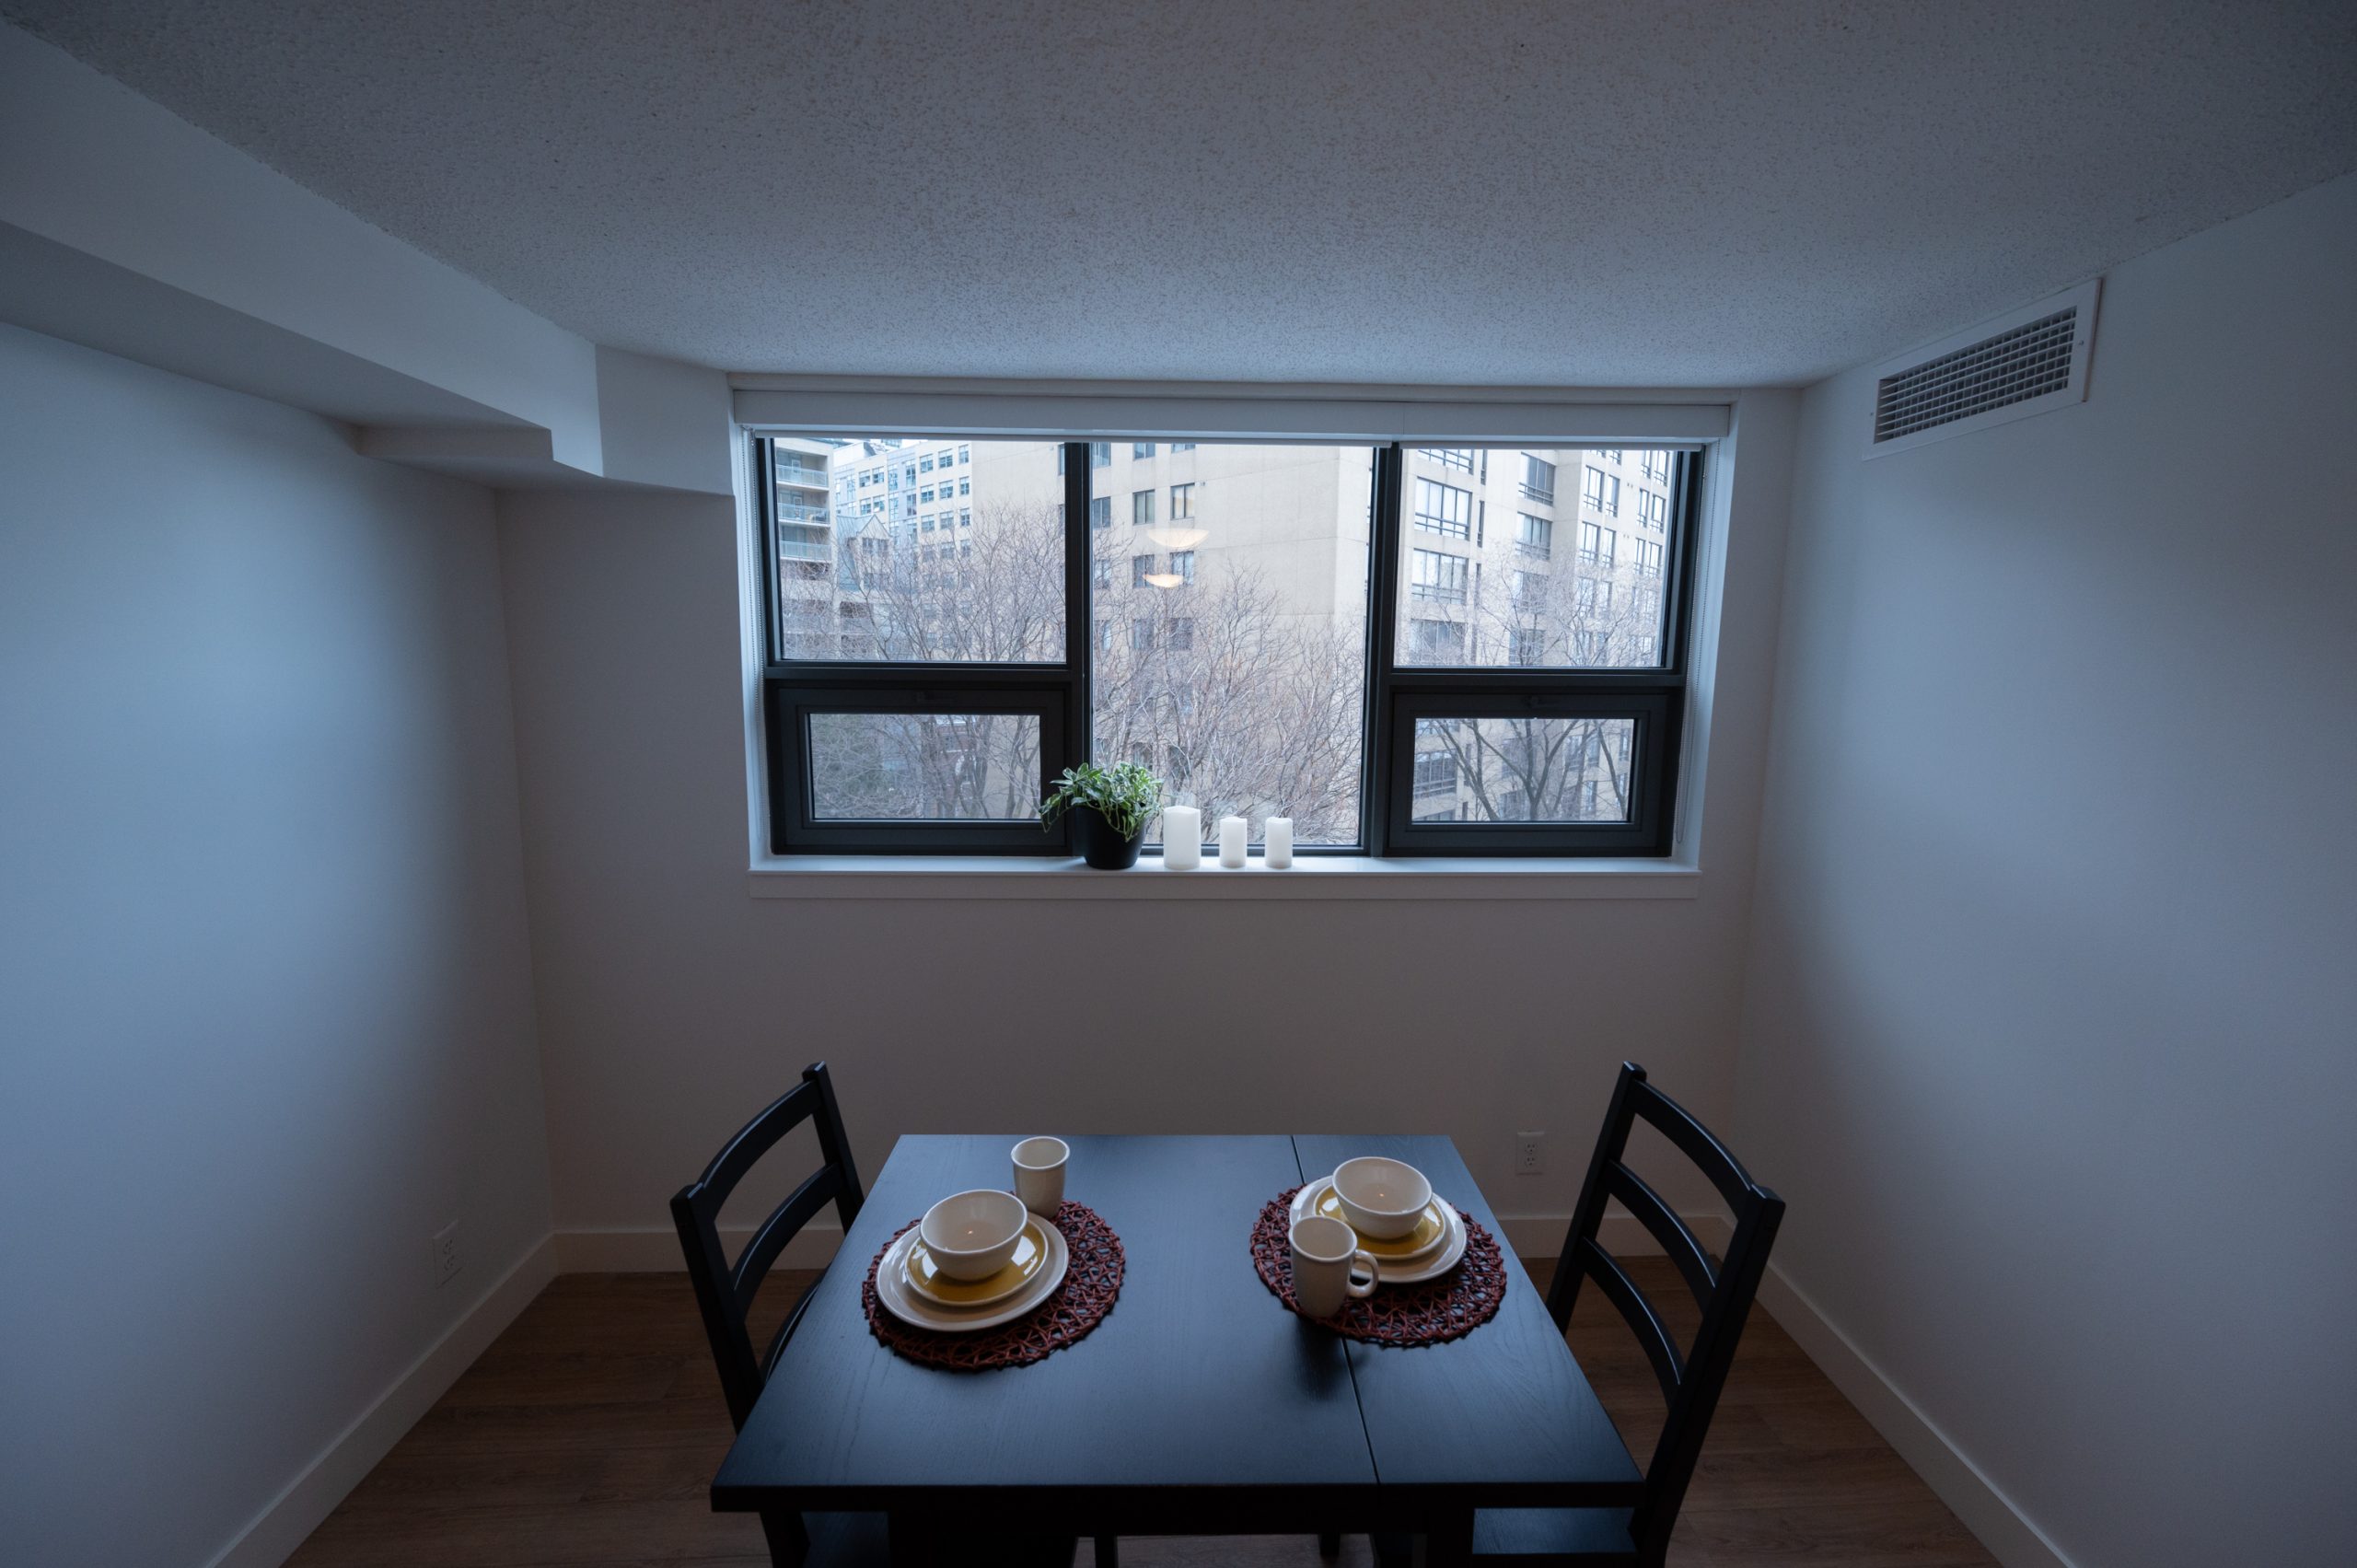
[1012,1136,1069,1217]
[1289,1214,1378,1318]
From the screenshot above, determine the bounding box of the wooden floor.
[288,1258,1994,1567]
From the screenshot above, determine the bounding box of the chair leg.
[1094,1536,1119,1567]
[758,1508,808,1568]
[1318,1534,1341,1558]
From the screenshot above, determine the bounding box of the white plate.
[1377,1199,1467,1285]
[877,1218,1068,1333]
[1290,1177,1449,1266]
[904,1218,1053,1308]
[1291,1181,1468,1285]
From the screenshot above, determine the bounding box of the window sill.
[747,855,1701,900]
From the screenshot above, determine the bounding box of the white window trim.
[734,389,1740,900]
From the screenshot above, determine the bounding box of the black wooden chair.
[1386,1062,1784,1567]
[671,1061,886,1568]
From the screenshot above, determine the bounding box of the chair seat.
[802,1510,892,1566]
[1469,1505,1638,1562]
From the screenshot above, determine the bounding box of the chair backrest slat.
[671,1061,865,1434]
[1626,1079,1759,1212]
[1550,1063,1784,1568]
[1604,1160,1717,1313]
[1574,1237,1685,1404]
[730,1164,845,1311]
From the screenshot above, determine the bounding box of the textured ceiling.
[9,1,2355,387]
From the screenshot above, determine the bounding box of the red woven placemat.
[862,1200,1124,1371]
[1250,1185,1506,1345]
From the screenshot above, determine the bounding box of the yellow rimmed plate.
[1311,1185,1447,1260]
[905,1218,1050,1307]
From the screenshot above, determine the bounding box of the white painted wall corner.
[202,1237,560,1568]
[1754,1264,2077,1568]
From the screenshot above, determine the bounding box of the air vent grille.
[1874,308,2078,443]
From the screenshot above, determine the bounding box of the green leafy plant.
[1038,761,1164,842]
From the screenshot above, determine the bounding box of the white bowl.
[1330,1156,1433,1241]
[919,1189,1028,1281]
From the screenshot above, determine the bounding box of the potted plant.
[1038,761,1163,870]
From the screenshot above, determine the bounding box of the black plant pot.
[1067,805,1143,870]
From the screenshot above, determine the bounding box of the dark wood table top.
[713,1132,1641,1534]
[1291,1133,1640,1507]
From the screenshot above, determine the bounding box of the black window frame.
[756,437,1701,859]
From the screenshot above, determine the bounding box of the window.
[1411,548,1469,603]
[1596,448,1622,463]
[920,455,935,472]
[959,477,970,495]
[1412,479,1473,540]
[1522,455,1555,502]
[1169,441,1195,452]
[958,445,970,464]
[1641,451,1669,483]
[759,438,1689,855]
[1409,618,1466,661]
[1582,466,1620,516]
[1638,490,1668,530]
[1090,442,1111,468]
[1133,442,1156,459]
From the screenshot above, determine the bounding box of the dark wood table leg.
[1412,1510,1475,1567]
[888,1510,930,1567]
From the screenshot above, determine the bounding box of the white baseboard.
[202,1212,2067,1568]
[551,1208,1713,1277]
[554,1219,843,1273]
[1497,1207,1734,1263]
[203,1235,559,1568]
[1755,1263,2077,1568]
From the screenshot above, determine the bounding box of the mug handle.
[1347,1249,1379,1299]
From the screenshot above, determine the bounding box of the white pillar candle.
[1161,806,1202,870]
[1263,817,1294,869]
[1218,815,1248,868]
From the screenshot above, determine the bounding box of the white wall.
[1736,174,2357,1568]
[0,325,552,1567]
[494,395,1795,1252]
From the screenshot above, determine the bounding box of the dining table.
[710,1132,1643,1564]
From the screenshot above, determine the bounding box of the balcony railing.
[774,464,830,490]
[778,521,832,563]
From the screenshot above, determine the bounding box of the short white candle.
[1218,815,1248,868]
[1161,806,1202,870]
[1263,817,1294,868]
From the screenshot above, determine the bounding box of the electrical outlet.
[1515,1132,1547,1175]
[432,1221,460,1287]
